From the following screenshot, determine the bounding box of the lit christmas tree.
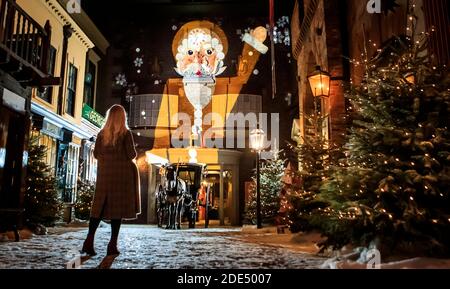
[317,34,450,255]
[245,151,286,225]
[285,113,339,233]
[24,137,62,227]
[74,178,95,221]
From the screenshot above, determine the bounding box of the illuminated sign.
[82,104,105,128]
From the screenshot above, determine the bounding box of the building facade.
[14,0,108,220]
[0,0,59,228]
[290,0,449,149]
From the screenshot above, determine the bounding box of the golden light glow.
[405,72,416,84]
[250,129,266,152]
[308,66,331,98]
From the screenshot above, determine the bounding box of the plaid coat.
[91,130,141,220]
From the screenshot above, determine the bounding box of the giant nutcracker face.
[172,21,229,148]
[175,28,226,77]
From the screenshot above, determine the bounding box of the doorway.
[200,170,233,226]
[0,106,27,209]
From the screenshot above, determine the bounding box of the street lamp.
[404,72,416,84]
[250,128,266,229]
[308,65,331,98]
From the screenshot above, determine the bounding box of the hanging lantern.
[307,66,331,98]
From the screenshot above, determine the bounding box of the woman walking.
[81,104,141,256]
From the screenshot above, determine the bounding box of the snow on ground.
[0,225,325,269]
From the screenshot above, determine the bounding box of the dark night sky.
[82,0,296,40]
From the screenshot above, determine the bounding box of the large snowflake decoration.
[134,57,144,68]
[273,27,291,46]
[115,73,127,87]
[272,16,291,46]
[276,16,289,28]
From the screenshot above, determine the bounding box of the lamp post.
[250,128,266,229]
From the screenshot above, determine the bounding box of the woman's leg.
[88,218,102,236]
[81,218,101,256]
[107,219,122,255]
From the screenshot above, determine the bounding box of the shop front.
[30,102,102,221]
[30,116,78,203]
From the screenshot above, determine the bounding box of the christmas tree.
[74,178,95,221]
[24,136,62,227]
[286,113,339,233]
[245,151,286,225]
[317,35,450,255]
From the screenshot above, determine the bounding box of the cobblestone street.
[0,226,324,269]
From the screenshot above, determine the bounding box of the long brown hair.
[101,105,129,146]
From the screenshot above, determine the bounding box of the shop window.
[66,64,78,116]
[84,60,97,108]
[80,143,97,183]
[65,145,79,203]
[87,149,97,182]
[56,143,69,202]
[36,133,58,174]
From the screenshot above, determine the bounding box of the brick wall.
[292,0,347,146]
[291,0,438,146]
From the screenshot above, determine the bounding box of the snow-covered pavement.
[0,225,324,269]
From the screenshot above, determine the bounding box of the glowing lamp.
[308,66,331,98]
[250,129,266,152]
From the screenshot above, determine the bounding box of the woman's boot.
[107,237,120,256]
[81,234,97,256]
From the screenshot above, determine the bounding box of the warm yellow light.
[250,129,266,152]
[405,72,416,84]
[188,148,198,163]
[308,66,331,98]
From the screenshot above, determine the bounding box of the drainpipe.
[57,25,73,115]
